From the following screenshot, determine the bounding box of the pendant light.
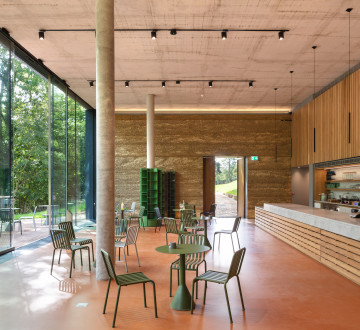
[312,45,317,153]
[346,8,353,144]
[290,71,294,158]
[274,88,278,162]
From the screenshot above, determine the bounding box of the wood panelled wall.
[115,114,291,218]
[292,69,360,167]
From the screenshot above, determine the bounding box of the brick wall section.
[115,114,292,218]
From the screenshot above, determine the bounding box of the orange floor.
[1,219,360,330]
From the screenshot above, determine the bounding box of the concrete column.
[147,94,155,168]
[95,0,115,280]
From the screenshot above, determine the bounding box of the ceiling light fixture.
[290,70,294,112]
[162,81,166,87]
[39,31,45,40]
[312,45,317,153]
[89,80,94,87]
[170,29,177,35]
[221,30,227,40]
[347,8,353,144]
[249,81,253,88]
[274,87,278,162]
[151,30,157,39]
[125,81,129,87]
[209,81,213,87]
[176,80,180,85]
[278,30,285,40]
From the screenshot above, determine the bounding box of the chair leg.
[218,234,221,250]
[166,233,168,245]
[112,285,121,328]
[151,281,158,318]
[236,276,245,311]
[123,247,128,272]
[58,249,62,264]
[169,267,173,297]
[91,242,95,261]
[51,249,56,274]
[203,281,207,305]
[195,268,199,299]
[87,247,91,271]
[103,279,111,314]
[236,233,240,249]
[230,234,235,253]
[80,249,83,266]
[212,233,216,248]
[224,284,233,323]
[190,279,196,314]
[143,283,147,307]
[118,247,121,261]
[134,244,140,267]
[70,252,74,278]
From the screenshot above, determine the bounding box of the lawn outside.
[215,180,237,196]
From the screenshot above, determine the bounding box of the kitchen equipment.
[320,193,327,201]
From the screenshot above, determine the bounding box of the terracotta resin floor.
[1,219,360,330]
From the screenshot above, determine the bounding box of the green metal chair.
[213,216,241,252]
[101,249,158,328]
[115,225,140,272]
[50,229,91,278]
[127,205,145,230]
[115,218,129,242]
[58,221,94,262]
[19,206,38,231]
[170,234,207,298]
[164,217,179,245]
[179,209,196,233]
[190,247,246,323]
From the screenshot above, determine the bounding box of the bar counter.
[255,203,360,285]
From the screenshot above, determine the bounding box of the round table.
[156,244,210,311]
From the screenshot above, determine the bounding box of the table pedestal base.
[170,284,195,311]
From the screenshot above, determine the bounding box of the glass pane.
[67,96,76,221]
[52,84,66,226]
[0,37,12,253]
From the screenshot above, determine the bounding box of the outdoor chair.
[115,218,129,241]
[164,217,179,245]
[58,221,94,262]
[200,203,217,225]
[50,229,91,278]
[124,201,136,216]
[19,206,37,231]
[154,207,163,232]
[213,216,241,252]
[179,209,196,233]
[170,234,207,298]
[115,225,140,272]
[0,209,18,235]
[127,205,145,230]
[190,247,246,323]
[101,249,158,328]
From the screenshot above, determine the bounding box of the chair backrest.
[125,226,139,246]
[101,249,118,283]
[58,221,76,240]
[232,217,241,233]
[50,229,72,250]
[154,207,162,219]
[32,206,38,218]
[130,202,136,212]
[115,218,129,236]
[66,209,73,222]
[0,209,12,221]
[138,206,145,217]
[180,209,195,227]
[164,217,178,234]
[179,234,206,260]
[226,247,246,282]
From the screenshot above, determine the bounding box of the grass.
[215,180,237,196]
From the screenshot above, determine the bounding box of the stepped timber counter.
[255,203,360,285]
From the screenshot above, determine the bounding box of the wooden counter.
[255,203,360,285]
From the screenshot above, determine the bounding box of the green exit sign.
[250,156,259,161]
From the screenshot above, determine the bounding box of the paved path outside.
[215,191,237,216]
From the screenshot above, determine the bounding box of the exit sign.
[250,156,259,161]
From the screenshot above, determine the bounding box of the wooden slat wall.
[255,207,360,285]
[115,114,292,219]
[292,69,360,166]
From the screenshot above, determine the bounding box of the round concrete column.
[95,0,115,280]
[147,94,155,168]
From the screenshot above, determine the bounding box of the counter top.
[314,200,360,209]
[262,203,360,241]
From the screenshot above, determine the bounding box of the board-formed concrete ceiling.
[1,0,360,113]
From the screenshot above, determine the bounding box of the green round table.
[156,244,210,311]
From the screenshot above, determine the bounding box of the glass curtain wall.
[0,35,13,254]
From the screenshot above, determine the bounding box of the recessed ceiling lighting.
[221,31,227,40]
[278,31,285,40]
[125,81,129,87]
[151,30,157,39]
[39,31,45,40]
[208,81,213,87]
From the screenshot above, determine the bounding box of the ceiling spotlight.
[162,81,166,87]
[151,30,157,39]
[176,80,180,85]
[125,81,129,87]
[209,81,213,87]
[170,29,177,36]
[249,81,253,88]
[39,31,45,40]
[89,80,94,87]
[278,31,285,40]
[221,31,227,40]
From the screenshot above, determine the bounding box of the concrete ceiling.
[1,0,360,113]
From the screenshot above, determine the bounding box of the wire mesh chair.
[115,225,140,272]
[50,229,91,278]
[213,216,241,252]
[190,247,246,323]
[101,249,158,327]
[58,221,94,262]
[170,234,207,298]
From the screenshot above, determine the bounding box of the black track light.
[125,81,129,87]
[346,8,353,13]
[162,81,166,87]
[170,29,177,36]
[39,31,45,40]
[89,80,94,87]
[278,30,285,40]
[151,30,157,39]
[221,31,227,40]
[249,81,253,88]
[176,80,180,85]
[209,81,213,87]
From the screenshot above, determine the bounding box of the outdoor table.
[0,208,20,231]
[156,243,210,311]
[186,216,212,249]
